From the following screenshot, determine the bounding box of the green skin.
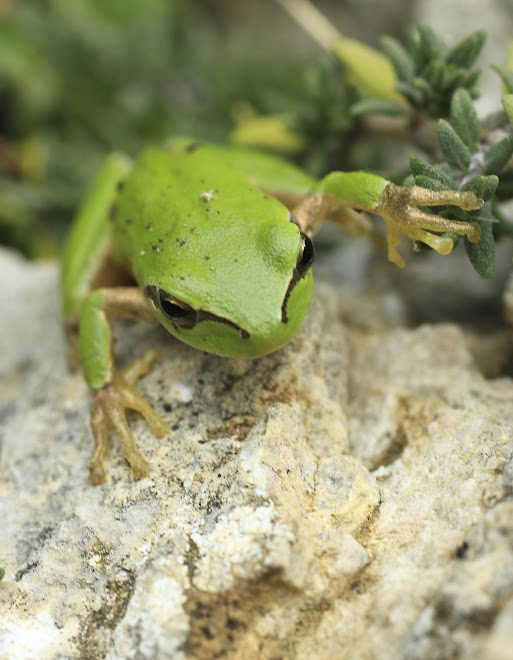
[61,138,483,484]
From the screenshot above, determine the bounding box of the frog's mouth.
[144,284,250,340]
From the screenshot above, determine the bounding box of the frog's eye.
[296,232,314,278]
[158,293,197,328]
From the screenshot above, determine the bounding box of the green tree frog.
[61,138,482,484]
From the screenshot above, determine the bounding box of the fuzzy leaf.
[441,67,466,92]
[464,207,495,279]
[461,71,480,94]
[423,60,444,88]
[395,81,420,106]
[494,170,513,200]
[437,119,471,170]
[502,94,513,124]
[405,30,425,71]
[413,76,435,101]
[450,89,480,150]
[461,175,499,201]
[409,155,456,187]
[350,98,406,117]
[418,25,438,59]
[413,175,449,191]
[492,65,513,94]
[446,31,486,68]
[484,136,513,175]
[380,36,415,82]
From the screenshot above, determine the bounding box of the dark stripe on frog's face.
[280,230,314,322]
[145,227,313,342]
[144,284,250,339]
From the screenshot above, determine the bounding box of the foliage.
[278,25,511,279]
[381,26,485,117]
[1,1,513,282]
[0,0,308,256]
[409,89,503,279]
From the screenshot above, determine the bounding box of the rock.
[1,242,513,659]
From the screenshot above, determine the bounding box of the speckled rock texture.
[1,228,513,660]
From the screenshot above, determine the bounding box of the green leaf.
[492,206,513,236]
[350,98,406,117]
[413,76,435,101]
[405,29,425,71]
[441,67,467,93]
[502,94,513,124]
[450,89,480,150]
[396,81,420,106]
[413,175,450,191]
[332,37,402,102]
[446,31,486,68]
[409,155,456,187]
[423,60,445,89]
[418,25,438,60]
[464,207,495,280]
[492,65,513,94]
[380,36,415,82]
[437,119,471,170]
[484,136,513,175]
[462,71,480,94]
[461,175,499,201]
[495,169,513,200]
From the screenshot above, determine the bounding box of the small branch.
[274,0,341,52]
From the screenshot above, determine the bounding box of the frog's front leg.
[80,287,169,484]
[294,172,483,267]
[374,183,482,267]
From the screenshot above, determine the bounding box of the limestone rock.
[1,241,513,660]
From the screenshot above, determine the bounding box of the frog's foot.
[89,349,169,485]
[376,183,483,268]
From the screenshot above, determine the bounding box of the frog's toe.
[121,348,163,385]
[88,371,168,484]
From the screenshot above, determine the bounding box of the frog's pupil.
[156,293,197,327]
[161,299,188,318]
[296,233,314,277]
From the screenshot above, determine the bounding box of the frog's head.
[143,217,314,359]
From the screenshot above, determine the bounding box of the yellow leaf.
[333,37,403,103]
[230,107,308,154]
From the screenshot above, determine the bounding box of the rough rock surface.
[1,238,513,659]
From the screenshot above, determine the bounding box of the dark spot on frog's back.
[109,204,117,220]
[186,142,202,153]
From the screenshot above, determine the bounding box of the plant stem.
[274,0,341,51]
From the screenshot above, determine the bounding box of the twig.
[274,0,341,52]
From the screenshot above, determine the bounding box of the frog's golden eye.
[296,232,314,278]
[158,293,197,328]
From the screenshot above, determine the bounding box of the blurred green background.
[0,0,417,258]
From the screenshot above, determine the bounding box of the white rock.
[1,223,513,660]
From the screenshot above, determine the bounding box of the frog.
[61,137,483,484]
